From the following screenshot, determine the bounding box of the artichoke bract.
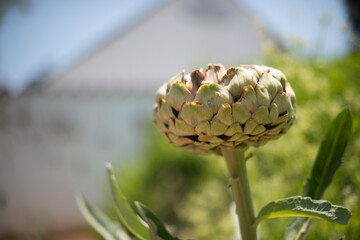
[154,64,296,154]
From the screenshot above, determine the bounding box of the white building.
[0,0,268,236]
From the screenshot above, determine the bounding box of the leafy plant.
[77,108,352,240]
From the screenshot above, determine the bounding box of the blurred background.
[0,0,359,239]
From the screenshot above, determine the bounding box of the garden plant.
[77,64,353,240]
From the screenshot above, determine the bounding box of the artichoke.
[154,64,295,154]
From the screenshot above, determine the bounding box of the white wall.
[0,95,154,234]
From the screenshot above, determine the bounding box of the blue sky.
[0,0,352,94]
[238,0,350,56]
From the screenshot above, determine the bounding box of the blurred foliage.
[255,43,360,239]
[113,43,360,240]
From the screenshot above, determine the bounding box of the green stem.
[222,147,257,240]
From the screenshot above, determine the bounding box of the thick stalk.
[222,147,257,240]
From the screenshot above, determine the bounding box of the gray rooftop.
[41,0,264,97]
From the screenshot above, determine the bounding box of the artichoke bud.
[154,64,296,154]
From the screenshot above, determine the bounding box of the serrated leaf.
[106,163,154,240]
[303,108,352,199]
[255,196,351,226]
[135,202,180,240]
[76,192,130,240]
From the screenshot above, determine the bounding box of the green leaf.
[285,109,352,240]
[106,163,154,240]
[303,108,352,199]
[255,196,351,226]
[75,192,130,240]
[135,202,180,240]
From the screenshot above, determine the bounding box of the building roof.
[34,0,265,97]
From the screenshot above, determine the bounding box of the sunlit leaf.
[106,163,154,240]
[255,196,351,226]
[135,201,180,240]
[303,108,352,199]
[285,109,352,239]
[76,192,130,240]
